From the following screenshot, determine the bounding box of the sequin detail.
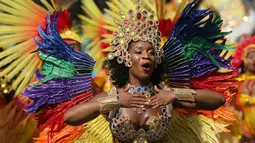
[111,108,169,142]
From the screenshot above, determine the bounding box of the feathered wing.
[21,12,95,143]
[162,0,233,86]
[162,0,239,142]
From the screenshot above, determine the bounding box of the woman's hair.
[239,61,246,74]
[105,41,165,87]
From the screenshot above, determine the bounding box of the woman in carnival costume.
[232,35,255,143]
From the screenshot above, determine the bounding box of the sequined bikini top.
[110,83,172,142]
[111,107,169,143]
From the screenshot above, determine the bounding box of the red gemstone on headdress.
[137,13,142,20]
[113,31,118,36]
[123,52,127,56]
[129,10,133,14]
[143,10,148,15]
[157,31,161,36]
[149,21,153,25]
[124,19,129,24]
[117,46,122,50]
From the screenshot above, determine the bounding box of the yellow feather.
[0,55,26,77]
[103,25,118,32]
[40,0,54,13]
[82,0,102,21]
[104,17,116,27]
[15,57,40,96]
[6,54,34,81]
[0,1,42,21]
[104,9,122,21]
[143,0,156,12]
[83,34,98,39]
[0,26,38,34]
[120,0,136,10]
[79,15,100,26]
[81,26,100,33]
[102,34,113,39]
[0,33,37,46]
[81,5,93,18]
[106,1,120,13]
[75,115,112,143]
[86,38,100,49]
[101,39,112,43]
[112,0,129,13]
[0,14,38,25]
[0,51,22,68]
[18,0,47,17]
[0,39,35,58]
[11,55,35,90]
[166,112,225,143]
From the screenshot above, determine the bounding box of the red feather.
[158,19,175,37]
[37,91,92,140]
[40,9,72,34]
[54,9,72,33]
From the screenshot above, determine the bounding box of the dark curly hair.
[105,42,165,87]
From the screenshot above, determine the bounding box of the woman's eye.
[69,44,74,48]
[149,51,155,55]
[135,51,142,54]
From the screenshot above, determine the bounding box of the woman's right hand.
[118,86,148,108]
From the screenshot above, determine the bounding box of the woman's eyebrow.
[134,46,154,50]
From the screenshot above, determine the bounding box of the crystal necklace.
[127,83,155,97]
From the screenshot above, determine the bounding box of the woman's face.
[244,51,255,74]
[128,41,156,80]
[65,39,81,51]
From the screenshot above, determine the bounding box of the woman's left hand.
[149,85,176,108]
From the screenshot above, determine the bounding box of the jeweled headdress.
[107,0,163,67]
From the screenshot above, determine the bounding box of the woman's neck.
[128,76,151,86]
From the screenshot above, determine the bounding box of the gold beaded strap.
[172,88,196,103]
[97,86,120,113]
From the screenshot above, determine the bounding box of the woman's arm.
[64,86,148,126]
[64,92,107,126]
[173,89,226,110]
[149,86,225,110]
